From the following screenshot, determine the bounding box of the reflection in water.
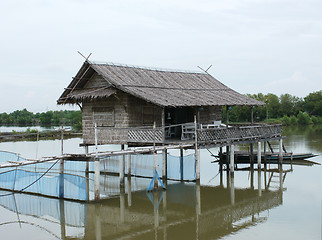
[0,165,288,240]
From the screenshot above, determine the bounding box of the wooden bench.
[181,123,195,140]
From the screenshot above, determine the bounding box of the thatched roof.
[57,61,264,107]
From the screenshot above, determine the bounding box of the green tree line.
[0,109,82,130]
[223,90,322,125]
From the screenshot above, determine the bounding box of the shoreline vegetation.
[223,91,322,125]
[0,91,321,132]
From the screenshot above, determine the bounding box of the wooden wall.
[198,106,222,124]
[82,90,163,145]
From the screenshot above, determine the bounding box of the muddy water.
[0,125,321,240]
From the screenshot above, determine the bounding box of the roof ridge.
[90,61,205,74]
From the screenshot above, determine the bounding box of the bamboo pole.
[94,123,100,201]
[194,115,200,181]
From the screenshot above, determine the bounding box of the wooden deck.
[127,124,282,146]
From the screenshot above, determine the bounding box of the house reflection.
[0,165,287,240]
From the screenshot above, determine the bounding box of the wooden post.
[264,141,267,168]
[250,167,254,190]
[196,181,201,214]
[258,169,262,197]
[153,122,158,189]
[59,200,66,240]
[162,108,165,142]
[127,177,132,207]
[230,172,235,205]
[226,145,230,169]
[194,115,200,181]
[120,145,125,189]
[127,153,131,178]
[61,125,64,155]
[279,138,283,164]
[250,143,254,167]
[95,205,102,240]
[94,123,98,156]
[229,144,234,173]
[162,148,167,180]
[257,141,261,169]
[59,126,65,198]
[251,106,254,125]
[59,158,64,198]
[120,188,125,223]
[180,148,184,181]
[94,123,100,201]
[94,157,100,201]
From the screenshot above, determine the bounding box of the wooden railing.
[128,127,164,143]
[197,124,282,144]
[126,124,282,144]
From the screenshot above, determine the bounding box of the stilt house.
[58,61,279,146]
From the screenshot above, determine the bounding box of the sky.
[1,0,321,113]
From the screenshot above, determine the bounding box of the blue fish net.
[0,150,196,201]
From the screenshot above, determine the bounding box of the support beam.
[250,143,254,167]
[257,141,261,169]
[180,148,184,181]
[59,126,64,198]
[279,138,283,164]
[251,106,254,125]
[194,115,200,181]
[229,144,234,173]
[162,108,165,142]
[162,148,167,180]
[85,145,89,173]
[258,169,262,197]
[94,123,100,201]
[94,157,100,201]
[59,200,66,240]
[127,177,132,207]
[153,150,158,189]
[120,145,125,189]
[120,188,125,223]
[127,153,131,177]
[229,172,235,205]
[264,141,267,168]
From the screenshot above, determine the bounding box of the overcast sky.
[1,0,321,113]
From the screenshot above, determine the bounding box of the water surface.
[0,126,321,239]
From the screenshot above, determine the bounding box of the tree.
[303,90,322,116]
[266,93,280,118]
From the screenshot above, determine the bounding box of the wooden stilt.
[120,145,125,189]
[258,169,262,197]
[226,146,230,169]
[180,148,184,181]
[230,172,235,205]
[194,115,200,181]
[94,157,100,201]
[229,144,234,173]
[250,143,254,167]
[85,145,89,173]
[59,200,66,240]
[162,148,167,180]
[59,125,64,198]
[257,141,261,169]
[264,141,267,168]
[127,153,131,178]
[127,177,132,207]
[120,188,125,223]
[95,205,102,240]
[153,149,158,189]
[279,138,283,164]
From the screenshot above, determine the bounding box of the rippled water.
[0,125,321,240]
